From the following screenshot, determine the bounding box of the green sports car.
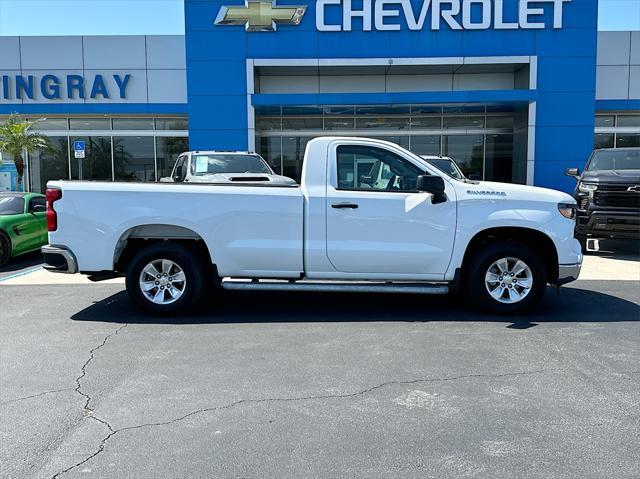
[0,192,48,267]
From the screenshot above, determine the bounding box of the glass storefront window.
[594,133,614,149]
[282,106,322,116]
[443,134,484,180]
[355,117,410,130]
[595,115,615,128]
[485,134,514,183]
[411,117,441,129]
[411,106,442,115]
[113,136,156,181]
[282,136,310,181]
[256,117,281,131]
[255,104,517,184]
[485,116,514,129]
[30,118,69,131]
[69,118,111,130]
[356,106,410,115]
[323,106,355,115]
[156,137,189,180]
[29,136,69,192]
[155,117,189,130]
[443,116,485,129]
[410,136,441,156]
[259,137,283,174]
[616,115,640,127]
[113,118,155,130]
[325,117,355,130]
[282,117,322,130]
[616,134,640,148]
[70,136,113,181]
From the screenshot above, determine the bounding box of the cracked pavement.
[1,280,639,478]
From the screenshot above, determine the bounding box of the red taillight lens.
[46,188,62,231]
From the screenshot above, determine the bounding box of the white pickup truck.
[42,137,582,315]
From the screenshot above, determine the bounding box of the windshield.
[586,149,640,171]
[425,159,464,180]
[190,154,272,176]
[0,196,25,215]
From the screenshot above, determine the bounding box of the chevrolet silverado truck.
[160,150,297,185]
[566,147,640,250]
[42,137,582,315]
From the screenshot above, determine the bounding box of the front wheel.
[465,241,547,315]
[126,243,205,315]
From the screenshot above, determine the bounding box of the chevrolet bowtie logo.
[215,1,307,32]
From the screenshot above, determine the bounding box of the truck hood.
[579,169,640,184]
[458,180,575,204]
[195,173,297,185]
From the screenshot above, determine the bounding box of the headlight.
[578,182,597,193]
[558,203,577,219]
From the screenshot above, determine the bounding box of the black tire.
[465,241,547,315]
[0,231,11,268]
[125,243,205,315]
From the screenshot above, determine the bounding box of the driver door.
[326,143,456,277]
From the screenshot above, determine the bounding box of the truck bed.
[47,180,304,277]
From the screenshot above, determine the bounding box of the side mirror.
[417,175,445,193]
[30,204,46,213]
[173,165,183,182]
[416,175,447,204]
[565,167,580,178]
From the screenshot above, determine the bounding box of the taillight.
[46,188,62,231]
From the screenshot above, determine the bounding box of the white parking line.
[0,266,44,283]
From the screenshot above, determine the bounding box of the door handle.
[331,203,359,209]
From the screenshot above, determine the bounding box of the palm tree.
[0,113,51,191]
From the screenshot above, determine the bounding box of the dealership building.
[0,0,638,193]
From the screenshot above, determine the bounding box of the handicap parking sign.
[73,140,86,159]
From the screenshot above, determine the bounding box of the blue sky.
[0,0,638,35]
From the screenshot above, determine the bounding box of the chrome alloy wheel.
[139,259,186,305]
[484,257,533,304]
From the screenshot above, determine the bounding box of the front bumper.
[576,210,640,239]
[41,245,78,274]
[557,262,582,286]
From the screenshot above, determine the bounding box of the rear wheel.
[0,231,11,268]
[465,241,547,315]
[126,243,205,315]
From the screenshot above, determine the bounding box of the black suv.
[565,148,640,250]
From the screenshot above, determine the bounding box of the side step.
[222,279,450,295]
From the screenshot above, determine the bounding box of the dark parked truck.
[566,148,640,250]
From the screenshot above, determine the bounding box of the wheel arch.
[113,224,215,274]
[460,226,559,284]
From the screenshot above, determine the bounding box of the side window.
[173,155,187,180]
[336,145,424,192]
[29,197,45,211]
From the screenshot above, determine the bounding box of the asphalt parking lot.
[1,243,639,479]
